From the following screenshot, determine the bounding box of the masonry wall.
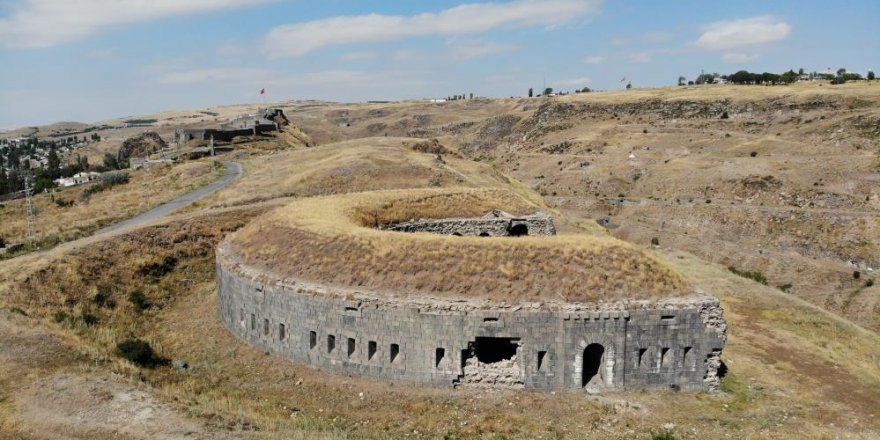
[216,250,726,391]
[388,216,556,237]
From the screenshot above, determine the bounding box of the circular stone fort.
[216,188,727,392]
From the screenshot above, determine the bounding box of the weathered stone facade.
[216,244,727,392]
[387,210,556,237]
[175,108,289,143]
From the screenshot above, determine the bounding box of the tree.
[103,152,119,170]
[528,88,533,98]
[798,68,804,76]
[625,82,632,89]
[46,148,60,179]
[837,68,847,77]
[543,87,553,96]
[678,76,686,86]
[869,71,876,80]
[780,70,797,84]
[469,93,473,99]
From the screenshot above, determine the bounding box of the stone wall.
[387,211,557,237]
[216,245,727,391]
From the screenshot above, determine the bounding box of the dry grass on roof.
[230,189,692,302]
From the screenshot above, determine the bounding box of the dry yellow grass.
[199,137,520,208]
[0,160,220,250]
[229,187,690,302]
[2,211,877,439]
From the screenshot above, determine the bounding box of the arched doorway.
[508,224,529,236]
[582,343,604,388]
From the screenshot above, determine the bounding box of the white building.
[54,171,101,187]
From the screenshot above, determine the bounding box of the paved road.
[96,161,241,235]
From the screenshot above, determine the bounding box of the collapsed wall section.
[216,245,726,391]
[387,211,556,237]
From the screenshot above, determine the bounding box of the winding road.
[96,161,241,235]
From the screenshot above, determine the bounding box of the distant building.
[175,108,289,144]
[54,171,100,187]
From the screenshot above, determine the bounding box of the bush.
[728,266,768,285]
[652,430,677,440]
[137,255,178,278]
[720,111,729,119]
[778,283,793,293]
[866,279,875,287]
[128,290,150,311]
[750,151,758,157]
[0,236,5,248]
[116,338,161,367]
[101,171,130,186]
[93,288,116,309]
[79,171,130,201]
[53,310,70,323]
[853,271,860,280]
[54,198,74,208]
[651,237,660,246]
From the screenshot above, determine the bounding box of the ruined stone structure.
[216,244,727,392]
[387,211,556,237]
[175,108,289,143]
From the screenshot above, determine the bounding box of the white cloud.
[584,55,605,64]
[722,53,759,63]
[629,52,651,63]
[0,0,271,49]
[155,67,424,89]
[157,67,273,85]
[449,39,516,59]
[557,76,592,86]
[691,16,791,51]
[265,0,602,57]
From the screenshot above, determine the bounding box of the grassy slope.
[230,187,690,302]
[0,160,221,251]
[1,212,877,439]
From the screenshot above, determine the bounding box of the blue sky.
[0,0,877,129]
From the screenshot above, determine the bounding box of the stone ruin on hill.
[386,210,557,237]
[117,131,167,166]
[174,108,290,144]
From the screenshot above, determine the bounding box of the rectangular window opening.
[660,315,676,322]
[435,347,445,368]
[309,331,317,349]
[278,324,286,341]
[660,347,671,368]
[537,350,547,371]
[345,306,359,312]
[250,313,256,330]
[368,341,377,360]
[263,318,270,336]
[683,346,692,369]
[390,343,400,363]
[347,338,356,357]
[327,335,336,353]
[483,317,499,322]
[638,348,647,368]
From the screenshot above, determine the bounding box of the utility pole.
[24,175,36,248]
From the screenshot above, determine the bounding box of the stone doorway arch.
[582,343,605,388]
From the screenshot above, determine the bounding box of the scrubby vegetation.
[727,266,768,285]
[79,171,129,201]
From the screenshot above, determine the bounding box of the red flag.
[260,88,266,95]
